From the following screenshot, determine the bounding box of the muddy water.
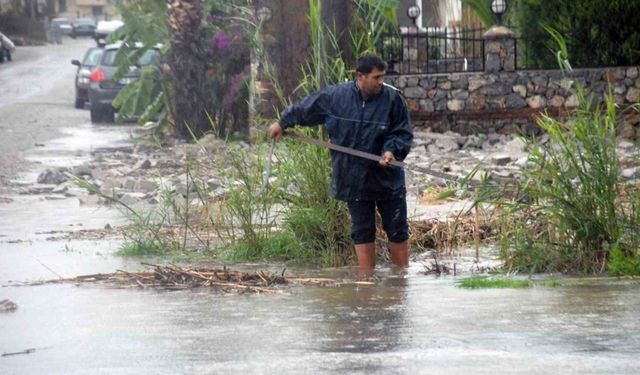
[2,266,639,375]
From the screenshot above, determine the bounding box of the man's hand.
[267,122,284,140]
[379,151,395,167]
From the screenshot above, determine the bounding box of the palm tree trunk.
[166,0,212,139]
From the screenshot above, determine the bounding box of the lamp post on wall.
[257,6,272,23]
[407,5,421,30]
[491,0,507,26]
[484,0,515,73]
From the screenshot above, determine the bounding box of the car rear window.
[83,48,103,66]
[101,48,160,67]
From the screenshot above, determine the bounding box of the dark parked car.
[71,47,104,109]
[47,18,72,43]
[0,32,15,63]
[71,20,96,39]
[88,42,160,123]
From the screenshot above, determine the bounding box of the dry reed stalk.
[6,264,349,292]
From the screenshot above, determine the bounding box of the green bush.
[608,247,640,277]
[515,0,640,68]
[495,88,640,275]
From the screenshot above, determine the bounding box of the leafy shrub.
[515,0,640,68]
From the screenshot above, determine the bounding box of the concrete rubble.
[20,130,640,212]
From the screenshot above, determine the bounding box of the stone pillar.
[483,25,516,73]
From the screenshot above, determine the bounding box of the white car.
[94,20,124,45]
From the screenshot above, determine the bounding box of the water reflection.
[541,283,640,354]
[305,272,408,354]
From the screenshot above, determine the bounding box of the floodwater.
[2,264,639,374]
[2,39,640,375]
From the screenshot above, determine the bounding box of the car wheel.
[74,97,84,109]
[103,106,115,123]
[90,106,102,123]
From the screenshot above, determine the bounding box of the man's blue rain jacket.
[279,81,413,201]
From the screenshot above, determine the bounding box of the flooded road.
[1,38,640,374]
[2,268,639,374]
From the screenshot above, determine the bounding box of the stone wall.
[386,66,640,136]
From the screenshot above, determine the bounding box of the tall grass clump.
[495,88,640,275]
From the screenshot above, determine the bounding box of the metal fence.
[379,28,485,75]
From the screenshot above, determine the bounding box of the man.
[267,54,413,274]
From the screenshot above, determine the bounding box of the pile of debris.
[10,263,337,293]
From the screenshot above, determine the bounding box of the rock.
[489,169,514,181]
[419,99,435,112]
[505,93,527,108]
[52,183,69,194]
[207,178,222,189]
[437,80,452,90]
[78,194,100,205]
[404,86,426,99]
[559,77,574,91]
[133,142,157,154]
[426,144,440,154]
[37,168,69,185]
[621,167,638,180]
[0,299,18,312]
[427,89,446,101]
[549,95,565,107]
[503,137,527,153]
[514,157,530,168]
[406,77,420,87]
[617,123,636,140]
[526,95,546,109]
[447,99,464,111]
[405,99,419,111]
[123,178,136,191]
[134,179,158,193]
[451,89,469,100]
[512,84,527,97]
[419,78,436,90]
[211,187,230,198]
[175,182,198,197]
[71,164,93,178]
[491,154,512,166]
[626,87,639,103]
[480,82,512,96]
[614,84,626,95]
[442,131,467,147]
[134,159,152,170]
[617,139,636,152]
[627,67,639,79]
[24,186,54,194]
[435,138,460,153]
[462,134,485,149]
[468,76,487,92]
[100,178,121,192]
[532,75,548,91]
[565,94,580,108]
[119,193,143,206]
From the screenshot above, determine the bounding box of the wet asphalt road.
[0,37,93,189]
[1,37,640,375]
